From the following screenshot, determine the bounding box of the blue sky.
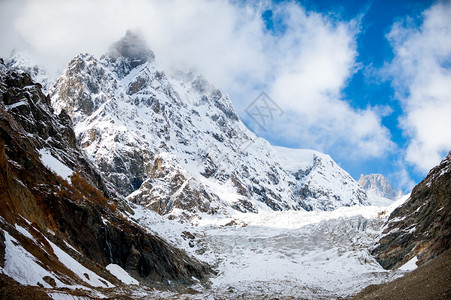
[337,0,424,185]
[1,0,450,192]
[241,0,449,191]
[259,0,436,185]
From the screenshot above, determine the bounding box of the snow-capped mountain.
[2,39,449,299]
[359,174,402,200]
[49,31,369,220]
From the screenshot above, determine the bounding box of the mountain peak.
[107,30,155,69]
[358,173,401,200]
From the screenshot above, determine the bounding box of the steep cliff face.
[0,59,211,292]
[372,152,451,270]
[50,32,369,220]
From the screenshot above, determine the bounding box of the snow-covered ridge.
[274,146,369,210]
[273,146,320,172]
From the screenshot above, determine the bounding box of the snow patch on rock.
[398,256,418,271]
[106,264,138,285]
[1,230,63,288]
[39,148,73,182]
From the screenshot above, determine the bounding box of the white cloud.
[386,1,451,173]
[252,3,394,159]
[1,0,268,85]
[388,161,417,193]
[0,0,394,163]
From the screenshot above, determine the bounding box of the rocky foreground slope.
[352,248,451,300]
[0,58,211,296]
[50,31,369,221]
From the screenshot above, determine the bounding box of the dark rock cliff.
[372,151,451,269]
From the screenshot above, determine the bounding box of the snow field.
[0,225,113,290]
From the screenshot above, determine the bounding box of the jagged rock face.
[359,174,401,200]
[0,60,211,287]
[0,59,111,198]
[372,152,451,270]
[50,42,296,218]
[50,33,369,219]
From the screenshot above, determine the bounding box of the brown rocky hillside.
[351,248,451,300]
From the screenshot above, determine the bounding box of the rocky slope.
[50,31,369,220]
[359,173,402,200]
[371,151,451,270]
[0,58,211,295]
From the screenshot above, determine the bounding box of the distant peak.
[108,30,155,68]
[359,173,402,200]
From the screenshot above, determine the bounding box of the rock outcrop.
[352,248,451,300]
[372,152,451,269]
